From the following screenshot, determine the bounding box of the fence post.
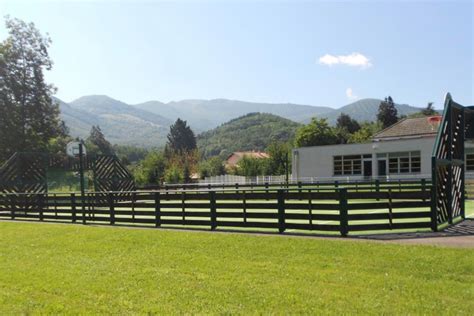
[82,193,86,225]
[131,192,136,222]
[210,191,217,230]
[375,179,380,200]
[181,192,186,222]
[265,182,269,201]
[108,193,115,225]
[421,178,426,202]
[430,185,438,232]
[339,188,348,237]
[277,189,286,233]
[308,189,313,230]
[242,190,247,224]
[297,182,302,200]
[387,189,393,229]
[71,193,76,223]
[154,192,161,227]
[38,193,44,221]
[10,194,15,220]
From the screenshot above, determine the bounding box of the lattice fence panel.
[0,153,48,194]
[434,164,449,224]
[93,155,135,193]
[432,94,467,226]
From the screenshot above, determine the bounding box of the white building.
[292,116,474,181]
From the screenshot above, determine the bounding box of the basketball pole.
[79,142,86,224]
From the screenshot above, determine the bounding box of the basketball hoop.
[66,141,86,157]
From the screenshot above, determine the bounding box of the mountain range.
[57,95,423,147]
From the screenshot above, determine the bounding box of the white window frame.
[387,151,421,174]
[333,154,370,176]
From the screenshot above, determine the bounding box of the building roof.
[225,151,270,167]
[372,116,441,140]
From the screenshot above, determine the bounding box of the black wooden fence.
[0,183,433,236]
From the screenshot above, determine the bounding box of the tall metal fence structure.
[432,93,474,229]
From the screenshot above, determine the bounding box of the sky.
[0,0,473,109]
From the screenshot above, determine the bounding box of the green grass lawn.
[0,222,473,314]
[467,200,474,217]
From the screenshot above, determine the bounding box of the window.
[387,151,421,174]
[389,158,398,174]
[467,154,474,172]
[400,157,410,173]
[411,156,421,173]
[334,156,342,175]
[333,154,369,175]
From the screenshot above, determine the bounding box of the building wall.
[292,137,474,181]
[292,142,373,181]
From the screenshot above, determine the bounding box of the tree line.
[294,96,437,147]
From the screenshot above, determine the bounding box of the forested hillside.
[58,95,171,147]
[197,113,300,157]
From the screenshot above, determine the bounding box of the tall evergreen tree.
[86,125,113,155]
[336,113,361,134]
[0,17,64,162]
[377,96,398,128]
[166,118,197,153]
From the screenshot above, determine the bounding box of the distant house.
[292,116,474,181]
[225,151,270,169]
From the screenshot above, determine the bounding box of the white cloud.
[319,53,372,68]
[346,88,358,101]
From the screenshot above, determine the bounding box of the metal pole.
[79,142,86,224]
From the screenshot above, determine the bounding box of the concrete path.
[356,219,474,248]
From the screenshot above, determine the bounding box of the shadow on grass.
[1,218,473,242]
[357,219,474,240]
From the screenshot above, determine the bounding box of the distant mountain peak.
[70,94,127,106]
[319,98,420,124]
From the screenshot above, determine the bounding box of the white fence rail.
[199,175,288,185]
[198,174,433,185]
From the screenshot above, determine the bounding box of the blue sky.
[1,1,472,109]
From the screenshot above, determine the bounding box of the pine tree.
[86,126,113,155]
[166,118,197,153]
[0,17,64,162]
[336,113,361,134]
[377,96,398,128]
